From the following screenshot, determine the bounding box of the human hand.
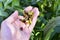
[1,6,39,40]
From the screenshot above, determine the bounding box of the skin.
[1,6,39,40]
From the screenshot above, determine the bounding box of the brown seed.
[20,27,23,31]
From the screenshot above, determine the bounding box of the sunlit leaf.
[0,2,2,8]
[3,0,12,8]
[12,0,20,7]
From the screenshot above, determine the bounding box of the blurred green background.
[0,0,60,40]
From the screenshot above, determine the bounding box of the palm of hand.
[1,6,39,40]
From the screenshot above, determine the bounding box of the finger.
[14,19,26,30]
[18,16,30,28]
[24,6,33,13]
[32,7,39,18]
[5,10,18,23]
[18,16,25,20]
[29,7,39,32]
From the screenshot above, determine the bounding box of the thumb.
[6,10,18,23]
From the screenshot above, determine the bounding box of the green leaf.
[43,16,60,40]
[3,0,12,9]
[44,28,54,40]
[0,10,8,17]
[12,0,20,7]
[43,18,55,40]
[0,2,2,8]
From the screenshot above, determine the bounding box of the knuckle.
[24,6,33,12]
[34,7,39,10]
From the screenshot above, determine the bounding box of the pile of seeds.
[21,11,34,25]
